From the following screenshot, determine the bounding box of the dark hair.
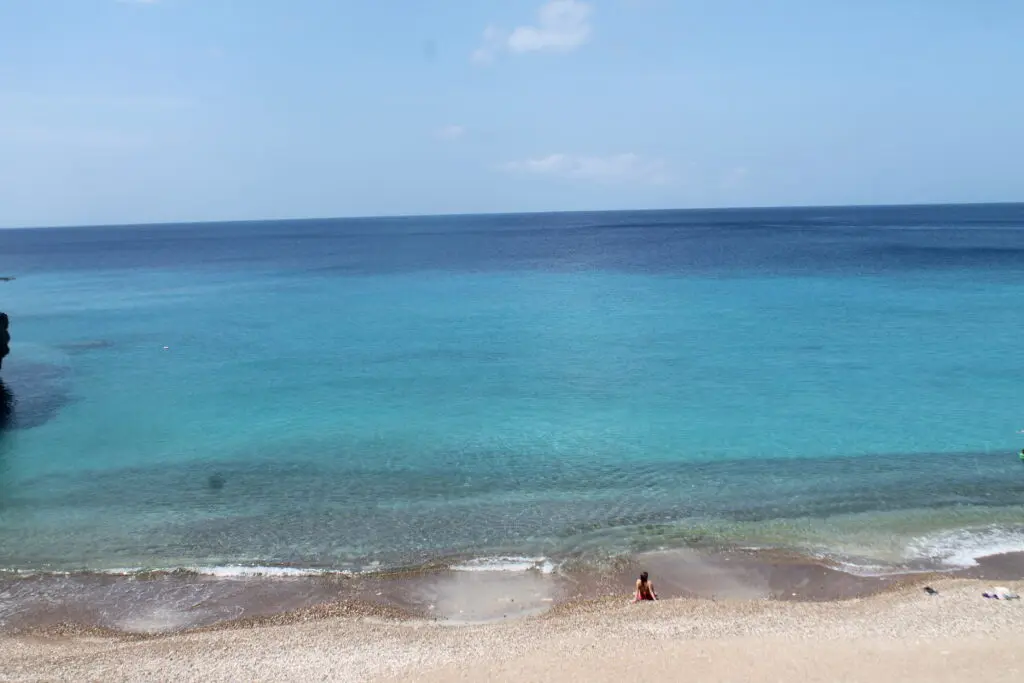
[640,571,649,583]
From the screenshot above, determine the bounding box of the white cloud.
[722,166,750,189]
[508,0,592,53]
[502,153,670,185]
[0,92,190,109]
[473,1,592,64]
[434,124,466,141]
[0,123,148,150]
[472,26,506,65]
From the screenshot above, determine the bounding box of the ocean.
[1,204,1024,580]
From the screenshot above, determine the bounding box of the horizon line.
[2,199,1022,231]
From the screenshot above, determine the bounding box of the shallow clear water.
[1,205,1023,573]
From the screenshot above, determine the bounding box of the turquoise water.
[1,206,1023,573]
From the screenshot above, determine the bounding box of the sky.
[1,0,1023,227]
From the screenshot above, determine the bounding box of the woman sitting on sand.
[633,571,658,602]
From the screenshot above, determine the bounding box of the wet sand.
[4,549,1024,634]
[3,577,1024,682]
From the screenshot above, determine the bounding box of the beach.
[3,206,1024,679]
[3,576,1023,682]
[3,0,1023,672]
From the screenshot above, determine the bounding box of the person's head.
[640,571,649,583]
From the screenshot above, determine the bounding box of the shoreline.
[4,546,1023,637]
[3,577,1024,682]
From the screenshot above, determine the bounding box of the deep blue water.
[1,204,1023,574]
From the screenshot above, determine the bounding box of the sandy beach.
[3,577,1023,682]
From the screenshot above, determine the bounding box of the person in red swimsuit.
[633,571,658,602]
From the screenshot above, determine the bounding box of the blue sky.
[1,0,1022,227]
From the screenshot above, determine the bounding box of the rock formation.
[0,312,9,370]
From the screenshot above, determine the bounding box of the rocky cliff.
[0,311,8,370]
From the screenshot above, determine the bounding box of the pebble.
[3,579,1022,683]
